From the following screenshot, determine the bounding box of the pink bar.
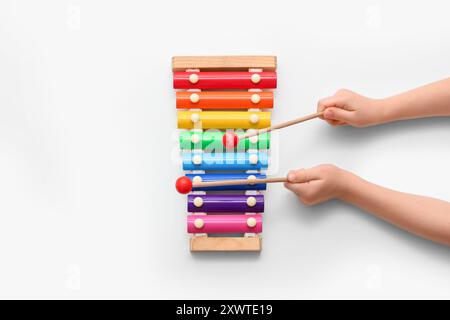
[187,214,262,234]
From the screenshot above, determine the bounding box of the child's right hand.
[317,89,386,127]
[284,164,351,206]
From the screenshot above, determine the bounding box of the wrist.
[376,97,397,124]
[336,169,361,202]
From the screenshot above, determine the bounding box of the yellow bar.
[177,111,271,129]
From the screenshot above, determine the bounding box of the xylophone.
[173,55,277,252]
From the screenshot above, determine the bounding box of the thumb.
[287,169,313,183]
[323,107,354,123]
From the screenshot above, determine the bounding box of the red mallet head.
[222,132,238,149]
[175,176,193,194]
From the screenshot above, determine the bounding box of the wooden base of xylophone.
[172,55,276,72]
[190,235,261,252]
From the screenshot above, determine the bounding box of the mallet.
[222,111,324,148]
[175,176,288,194]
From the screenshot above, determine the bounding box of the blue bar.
[182,152,268,171]
[186,173,267,191]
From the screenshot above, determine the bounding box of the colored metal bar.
[185,173,267,191]
[177,111,271,129]
[176,91,273,109]
[173,72,277,89]
[182,152,268,171]
[187,214,263,234]
[179,130,270,151]
[188,194,264,213]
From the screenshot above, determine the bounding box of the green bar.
[179,130,270,151]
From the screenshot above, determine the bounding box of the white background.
[0,0,449,299]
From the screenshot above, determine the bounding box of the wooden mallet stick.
[193,177,287,188]
[223,111,324,147]
[241,111,324,139]
[175,176,288,194]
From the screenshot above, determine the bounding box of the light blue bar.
[183,152,268,171]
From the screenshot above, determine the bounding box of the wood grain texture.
[172,56,277,71]
[190,236,261,252]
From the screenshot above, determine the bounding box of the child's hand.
[284,164,349,205]
[284,163,450,246]
[317,89,386,127]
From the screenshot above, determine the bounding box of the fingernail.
[324,110,332,118]
[288,173,295,182]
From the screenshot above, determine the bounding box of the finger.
[317,96,338,119]
[287,169,307,183]
[284,181,322,206]
[323,107,355,123]
[326,119,344,126]
[332,120,348,126]
[283,182,307,197]
[287,168,322,183]
[284,181,297,192]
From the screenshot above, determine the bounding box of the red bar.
[173,71,277,89]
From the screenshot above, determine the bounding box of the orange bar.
[176,91,273,109]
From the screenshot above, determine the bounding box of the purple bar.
[187,194,264,213]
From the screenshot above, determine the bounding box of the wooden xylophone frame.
[173,56,277,252]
